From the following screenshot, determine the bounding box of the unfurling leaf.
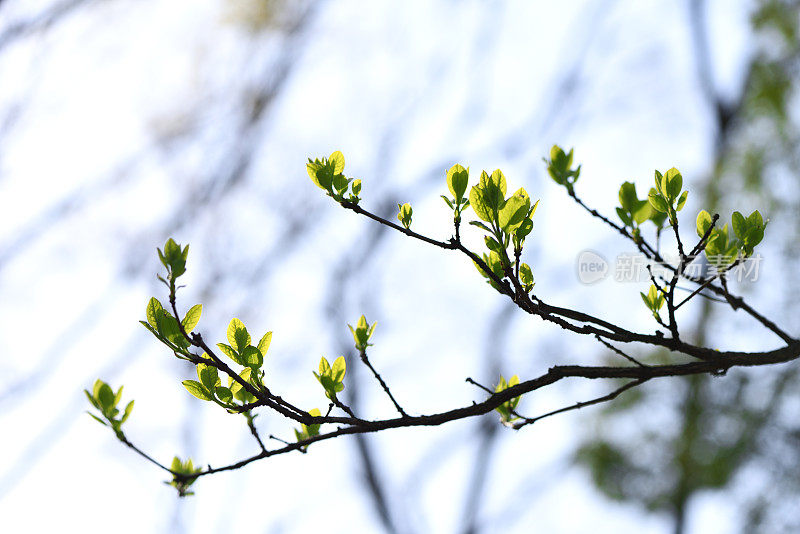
[495,375,522,424]
[545,145,581,189]
[446,164,469,201]
[348,315,376,351]
[85,379,135,434]
[166,456,202,497]
[397,203,413,229]
[314,355,347,400]
[519,263,534,292]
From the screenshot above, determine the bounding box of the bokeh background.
[1,1,799,533]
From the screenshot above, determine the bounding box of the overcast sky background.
[0,1,782,533]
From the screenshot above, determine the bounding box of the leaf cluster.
[307,150,361,203]
[181,318,272,408]
[84,379,134,439]
[648,168,688,224]
[494,375,521,425]
[293,408,322,451]
[139,297,199,359]
[616,181,667,238]
[397,202,413,230]
[640,285,666,321]
[544,145,581,192]
[314,356,347,400]
[467,168,538,290]
[440,163,471,224]
[166,456,202,497]
[697,209,767,265]
[348,315,376,352]
[157,238,189,282]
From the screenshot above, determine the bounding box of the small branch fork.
[566,191,795,344]
[124,187,799,484]
[359,349,408,417]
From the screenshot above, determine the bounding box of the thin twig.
[360,349,408,417]
[246,415,267,453]
[466,377,494,395]
[512,378,649,429]
[594,335,648,368]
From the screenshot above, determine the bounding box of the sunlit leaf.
[180,304,202,332]
[182,380,212,401]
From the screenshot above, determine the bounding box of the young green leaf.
[747,210,764,229]
[484,235,503,253]
[469,220,493,233]
[731,211,747,240]
[120,400,134,424]
[618,182,638,212]
[182,380,213,401]
[675,190,688,211]
[499,187,531,232]
[640,285,665,319]
[227,318,250,352]
[215,386,233,404]
[515,217,534,241]
[216,343,238,362]
[181,304,202,332]
[158,238,188,278]
[97,382,115,411]
[519,263,534,292]
[256,331,272,358]
[545,145,581,189]
[157,311,186,348]
[633,201,652,224]
[348,315,375,351]
[307,159,332,191]
[696,210,714,238]
[319,356,331,375]
[654,169,665,196]
[616,207,633,226]
[648,188,669,213]
[197,363,219,391]
[329,150,345,174]
[295,408,323,448]
[446,163,469,201]
[331,356,346,383]
[240,346,263,369]
[231,367,254,402]
[494,374,522,424]
[664,168,682,200]
[397,203,413,230]
[146,297,164,328]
